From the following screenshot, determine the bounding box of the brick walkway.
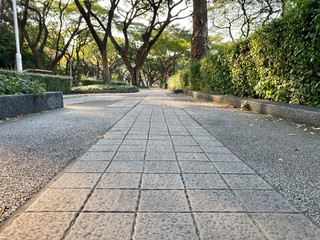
[1,91,319,239]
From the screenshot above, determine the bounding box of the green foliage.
[80,79,128,86]
[80,79,104,86]
[72,84,137,91]
[174,0,320,107]
[167,72,186,90]
[199,46,233,94]
[0,73,46,96]
[0,70,71,94]
[25,73,72,94]
[0,24,35,69]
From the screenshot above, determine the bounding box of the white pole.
[12,0,23,72]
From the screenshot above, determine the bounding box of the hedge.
[0,69,71,94]
[168,0,320,107]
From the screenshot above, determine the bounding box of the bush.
[0,70,71,94]
[167,72,186,90]
[80,79,103,86]
[0,73,46,96]
[174,0,320,107]
[72,84,137,91]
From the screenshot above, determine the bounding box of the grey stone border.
[180,89,320,127]
[0,92,63,120]
[71,88,139,94]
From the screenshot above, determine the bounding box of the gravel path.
[0,93,146,225]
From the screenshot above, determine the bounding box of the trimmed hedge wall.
[0,69,71,94]
[169,0,320,107]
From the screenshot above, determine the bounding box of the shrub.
[199,46,233,94]
[0,73,46,96]
[0,70,71,94]
[167,72,186,90]
[72,84,137,91]
[174,0,320,107]
[80,79,103,86]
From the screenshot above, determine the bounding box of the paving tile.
[179,161,217,173]
[106,161,144,173]
[118,145,146,152]
[66,213,134,240]
[169,130,190,136]
[252,213,320,240]
[188,190,244,212]
[172,136,198,145]
[223,174,273,190]
[147,145,174,152]
[67,161,110,173]
[144,161,181,173]
[148,140,172,146]
[201,146,232,154]
[125,135,148,140]
[133,213,198,240]
[50,173,101,189]
[80,151,115,161]
[193,136,218,142]
[139,190,189,212]
[183,174,228,189]
[146,151,176,161]
[122,139,147,145]
[0,212,75,240]
[96,139,123,145]
[199,141,224,148]
[129,131,149,136]
[175,145,203,153]
[195,213,265,240]
[84,189,139,212]
[177,152,209,161]
[103,134,126,140]
[97,173,141,189]
[213,162,255,174]
[234,190,299,212]
[87,144,120,152]
[113,151,145,161]
[27,189,90,212]
[149,135,171,140]
[141,174,184,189]
[207,153,241,162]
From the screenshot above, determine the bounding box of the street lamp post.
[12,0,23,72]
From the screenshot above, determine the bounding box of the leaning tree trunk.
[191,0,208,61]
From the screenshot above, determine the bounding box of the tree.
[191,0,208,60]
[75,0,120,83]
[209,0,285,41]
[148,26,190,86]
[109,0,190,86]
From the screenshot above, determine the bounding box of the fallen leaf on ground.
[304,128,308,131]
[96,136,104,139]
[310,132,315,135]
[277,158,284,162]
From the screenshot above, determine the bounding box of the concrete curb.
[0,92,63,119]
[181,89,320,127]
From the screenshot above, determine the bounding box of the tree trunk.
[101,48,111,84]
[191,0,208,61]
